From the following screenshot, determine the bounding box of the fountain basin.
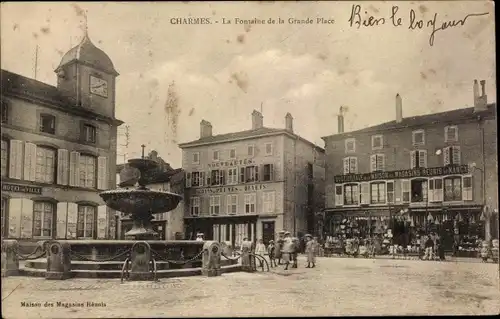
[99,189,183,214]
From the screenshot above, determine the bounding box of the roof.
[178,126,324,152]
[322,103,497,140]
[1,69,123,126]
[55,33,118,76]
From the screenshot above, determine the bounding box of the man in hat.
[275,230,285,265]
[282,231,294,270]
[195,233,204,241]
[305,234,315,268]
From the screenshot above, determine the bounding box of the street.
[2,256,499,318]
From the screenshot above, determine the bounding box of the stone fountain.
[99,145,183,240]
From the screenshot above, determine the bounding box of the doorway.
[262,221,275,245]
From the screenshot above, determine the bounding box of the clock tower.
[54,30,119,118]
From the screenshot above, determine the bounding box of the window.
[410,179,428,202]
[77,205,95,238]
[371,135,383,150]
[39,114,56,134]
[370,182,386,204]
[213,150,220,161]
[410,150,428,169]
[402,180,410,203]
[360,182,370,205]
[1,100,8,124]
[412,130,425,146]
[79,155,96,188]
[190,197,200,216]
[1,197,7,239]
[185,172,192,188]
[227,168,238,185]
[307,163,313,179]
[263,191,275,213]
[83,124,96,144]
[210,196,221,215]
[343,157,358,174]
[244,193,256,214]
[444,177,462,201]
[192,152,200,164]
[429,178,443,202]
[345,138,356,153]
[1,139,8,177]
[386,181,395,203]
[35,147,56,184]
[191,171,205,187]
[247,145,255,157]
[445,125,458,142]
[335,185,343,206]
[370,154,385,172]
[227,194,238,214]
[265,143,273,155]
[33,201,53,237]
[229,149,236,159]
[241,166,259,183]
[344,184,359,205]
[210,169,224,186]
[463,176,473,201]
[262,164,274,182]
[444,146,461,166]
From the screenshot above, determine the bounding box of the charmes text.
[170,17,212,24]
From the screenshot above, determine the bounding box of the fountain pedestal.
[129,241,153,281]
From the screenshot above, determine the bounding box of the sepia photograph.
[1,1,498,317]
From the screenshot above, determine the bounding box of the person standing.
[267,240,276,267]
[255,239,267,268]
[275,230,285,265]
[282,231,293,270]
[305,234,316,268]
[424,234,434,260]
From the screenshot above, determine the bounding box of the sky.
[1,1,496,168]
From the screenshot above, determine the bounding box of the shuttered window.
[57,149,69,185]
[9,140,23,179]
[33,201,54,237]
[77,205,96,238]
[262,191,275,213]
[79,155,96,188]
[227,195,238,214]
[1,139,8,177]
[35,147,56,184]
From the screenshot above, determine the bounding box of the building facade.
[322,80,498,247]
[179,110,325,247]
[116,150,185,240]
[1,32,122,243]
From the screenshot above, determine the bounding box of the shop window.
[462,176,473,201]
[191,171,205,187]
[412,129,425,146]
[35,147,56,184]
[371,135,383,150]
[77,205,96,238]
[370,182,386,204]
[209,196,221,215]
[227,168,238,185]
[39,114,56,134]
[410,179,428,202]
[83,124,97,144]
[386,181,395,203]
[445,125,458,143]
[343,157,358,174]
[410,150,427,169]
[335,185,343,206]
[444,177,462,202]
[1,139,8,177]
[370,154,385,172]
[227,194,238,214]
[443,146,461,166]
[210,169,225,186]
[79,155,96,188]
[33,201,54,238]
[345,138,356,153]
[190,197,200,216]
[245,193,256,214]
[344,184,359,205]
[262,164,274,182]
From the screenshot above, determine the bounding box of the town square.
[1,1,498,318]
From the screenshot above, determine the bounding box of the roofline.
[321,104,496,141]
[178,130,324,152]
[54,59,120,77]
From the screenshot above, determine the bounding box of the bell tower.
[54,19,119,118]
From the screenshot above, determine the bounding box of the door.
[262,221,275,245]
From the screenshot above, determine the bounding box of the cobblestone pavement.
[2,256,499,318]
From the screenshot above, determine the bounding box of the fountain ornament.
[99,145,183,240]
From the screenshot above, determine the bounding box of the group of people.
[254,231,319,270]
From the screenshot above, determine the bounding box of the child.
[267,240,276,267]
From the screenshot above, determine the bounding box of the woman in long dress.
[305,234,316,268]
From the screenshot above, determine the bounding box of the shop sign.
[2,183,42,195]
[334,165,469,183]
[208,158,254,169]
[195,184,267,194]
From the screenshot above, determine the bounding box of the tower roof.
[55,33,118,76]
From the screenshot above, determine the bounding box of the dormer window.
[371,135,383,150]
[345,138,356,153]
[412,129,425,146]
[445,125,458,143]
[39,114,56,134]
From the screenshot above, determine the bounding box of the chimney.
[337,107,344,134]
[474,79,488,112]
[285,113,293,132]
[396,93,403,123]
[251,110,263,129]
[200,120,212,138]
